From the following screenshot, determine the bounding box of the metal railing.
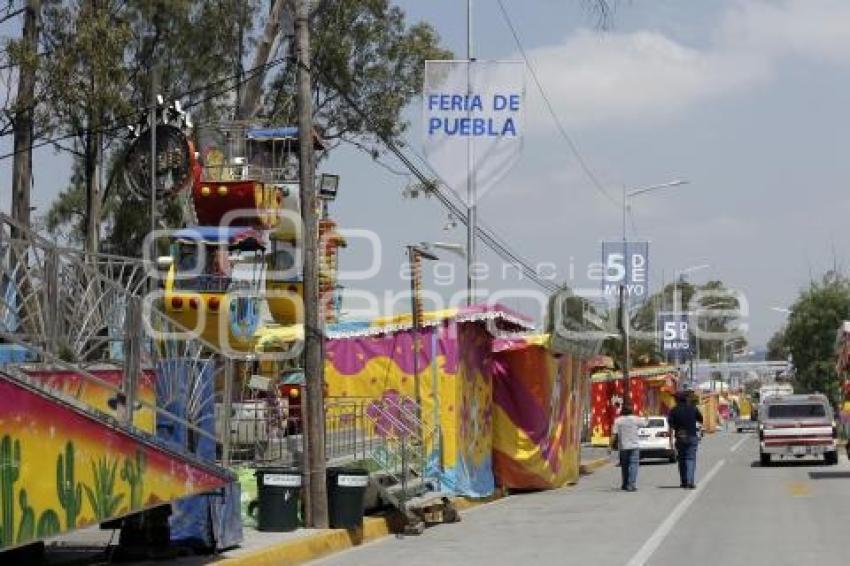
[0,212,247,470]
[200,164,295,184]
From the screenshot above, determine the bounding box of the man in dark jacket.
[668,391,704,489]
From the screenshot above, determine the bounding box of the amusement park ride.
[0,105,350,554]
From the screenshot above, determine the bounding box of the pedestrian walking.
[668,391,704,489]
[611,404,647,492]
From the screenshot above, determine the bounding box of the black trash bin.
[326,467,369,529]
[254,467,302,532]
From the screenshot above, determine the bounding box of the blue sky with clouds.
[4,1,850,346]
[325,0,850,346]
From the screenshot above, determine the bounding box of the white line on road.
[624,459,726,566]
[730,436,749,453]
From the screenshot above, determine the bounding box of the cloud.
[523,0,850,131]
[721,0,850,64]
[526,29,768,129]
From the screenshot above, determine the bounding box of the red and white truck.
[758,393,838,466]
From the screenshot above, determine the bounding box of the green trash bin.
[326,467,369,529]
[254,467,302,532]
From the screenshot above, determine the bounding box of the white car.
[637,416,677,463]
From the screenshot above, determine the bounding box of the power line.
[0,53,290,162]
[305,57,559,293]
[495,0,620,208]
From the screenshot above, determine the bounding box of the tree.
[38,0,452,254]
[264,0,452,151]
[766,327,788,361]
[34,0,259,250]
[601,278,744,369]
[9,0,40,237]
[37,0,135,253]
[784,271,850,403]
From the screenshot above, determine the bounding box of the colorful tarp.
[324,305,533,497]
[590,367,678,446]
[491,335,584,489]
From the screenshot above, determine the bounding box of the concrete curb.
[218,516,397,566]
[219,490,509,565]
[579,456,610,475]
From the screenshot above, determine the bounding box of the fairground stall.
[490,334,590,490]
[590,365,678,446]
[323,305,534,497]
[835,321,850,437]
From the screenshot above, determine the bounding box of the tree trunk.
[237,0,292,120]
[10,0,41,238]
[83,127,101,255]
[83,0,101,255]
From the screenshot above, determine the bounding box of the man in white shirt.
[611,404,648,492]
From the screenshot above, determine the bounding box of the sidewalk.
[580,443,611,474]
[44,447,612,565]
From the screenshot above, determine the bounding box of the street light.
[406,245,439,415]
[418,241,466,258]
[619,179,690,401]
[672,263,710,380]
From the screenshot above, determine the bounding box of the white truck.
[758,383,794,402]
[758,393,838,466]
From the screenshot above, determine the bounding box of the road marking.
[786,481,811,497]
[730,436,749,453]
[625,459,726,566]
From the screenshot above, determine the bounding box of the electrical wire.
[308,55,559,293]
[495,0,620,208]
[0,53,290,162]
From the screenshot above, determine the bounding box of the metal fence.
[0,212,246,470]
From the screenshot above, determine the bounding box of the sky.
[5,0,850,347]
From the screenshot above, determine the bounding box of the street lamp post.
[673,264,709,381]
[619,179,689,402]
[407,245,439,417]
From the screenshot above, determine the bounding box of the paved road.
[314,432,850,566]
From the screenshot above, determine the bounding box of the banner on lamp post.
[658,311,691,359]
[422,60,525,206]
[601,241,650,302]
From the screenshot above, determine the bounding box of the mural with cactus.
[36,510,60,539]
[56,441,82,530]
[0,376,229,550]
[0,434,20,547]
[16,490,34,544]
[120,450,147,510]
[84,458,124,521]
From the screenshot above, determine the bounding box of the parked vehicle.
[637,416,676,463]
[758,394,838,466]
[736,415,758,433]
[759,383,793,402]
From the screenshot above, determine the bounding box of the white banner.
[422,60,525,205]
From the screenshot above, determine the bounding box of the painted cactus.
[36,510,60,539]
[56,441,82,529]
[120,450,146,510]
[84,457,124,520]
[16,490,34,544]
[0,435,21,547]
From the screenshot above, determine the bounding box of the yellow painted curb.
[218,516,396,566]
[579,457,610,475]
[218,490,508,565]
[451,487,508,511]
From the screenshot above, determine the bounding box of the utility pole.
[465,0,476,306]
[11,0,41,237]
[620,186,630,403]
[295,0,328,529]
